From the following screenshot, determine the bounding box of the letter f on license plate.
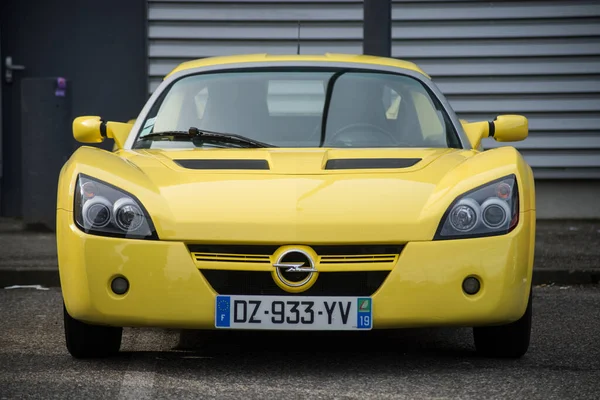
[215,295,372,330]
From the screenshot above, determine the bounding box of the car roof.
[165,53,430,79]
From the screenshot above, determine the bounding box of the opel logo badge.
[273,249,318,289]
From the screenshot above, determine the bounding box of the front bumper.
[57,209,535,329]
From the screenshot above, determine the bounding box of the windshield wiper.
[136,127,276,148]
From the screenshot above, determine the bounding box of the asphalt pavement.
[0,285,599,399]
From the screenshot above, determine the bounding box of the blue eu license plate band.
[215,295,231,328]
[215,295,373,330]
[356,297,372,329]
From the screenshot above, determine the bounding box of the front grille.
[311,245,404,255]
[188,245,280,255]
[192,253,271,264]
[188,244,404,256]
[319,255,397,264]
[200,270,390,296]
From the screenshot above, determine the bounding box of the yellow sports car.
[57,54,535,359]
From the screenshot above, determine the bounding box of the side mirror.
[73,116,134,149]
[462,114,528,149]
[492,115,528,143]
[73,116,104,143]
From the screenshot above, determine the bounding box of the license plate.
[215,295,372,330]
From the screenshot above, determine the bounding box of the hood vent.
[325,158,421,170]
[174,159,269,170]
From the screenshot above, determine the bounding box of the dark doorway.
[1,0,71,217]
[0,0,147,219]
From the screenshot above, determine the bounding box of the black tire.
[63,304,122,358]
[473,291,532,358]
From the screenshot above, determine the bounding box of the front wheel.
[473,291,532,358]
[63,304,122,358]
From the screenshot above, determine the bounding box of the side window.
[382,86,401,120]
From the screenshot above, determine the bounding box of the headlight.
[74,174,158,239]
[435,175,519,240]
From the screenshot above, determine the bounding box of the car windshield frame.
[129,64,467,150]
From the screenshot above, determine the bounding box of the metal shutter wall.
[148,0,600,179]
[147,0,365,92]
[393,0,600,179]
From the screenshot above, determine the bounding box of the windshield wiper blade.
[137,131,193,140]
[189,127,275,148]
[137,128,275,148]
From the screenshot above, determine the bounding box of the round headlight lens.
[449,198,480,232]
[113,198,144,232]
[481,198,510,229]
[82,196,112,228]
[483,205,505,227]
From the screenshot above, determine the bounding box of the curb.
[1,268,599,289]
[0,269,61,288]
[531,269,600,285]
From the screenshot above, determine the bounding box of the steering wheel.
[325,123,405,147]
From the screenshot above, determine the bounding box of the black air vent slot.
[174,159,269,170]
[188,245,280,255]
[325,158,421,170]
[187,244,404,256]
[200,270,390,296]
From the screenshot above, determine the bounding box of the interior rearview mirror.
[73,116,134,149]
[462,114,528,149]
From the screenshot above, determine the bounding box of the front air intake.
[200,270,390,296]
[174,159,270,170]
[325,158,421,170]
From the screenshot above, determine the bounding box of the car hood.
[103,147,478,242]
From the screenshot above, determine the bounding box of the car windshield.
[134,69,462,149]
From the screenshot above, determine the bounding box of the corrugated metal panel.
[391,1,600,178]
[147,1,365,91]
[147,0,600,178]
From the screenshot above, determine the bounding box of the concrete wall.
[536,181,600,219]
